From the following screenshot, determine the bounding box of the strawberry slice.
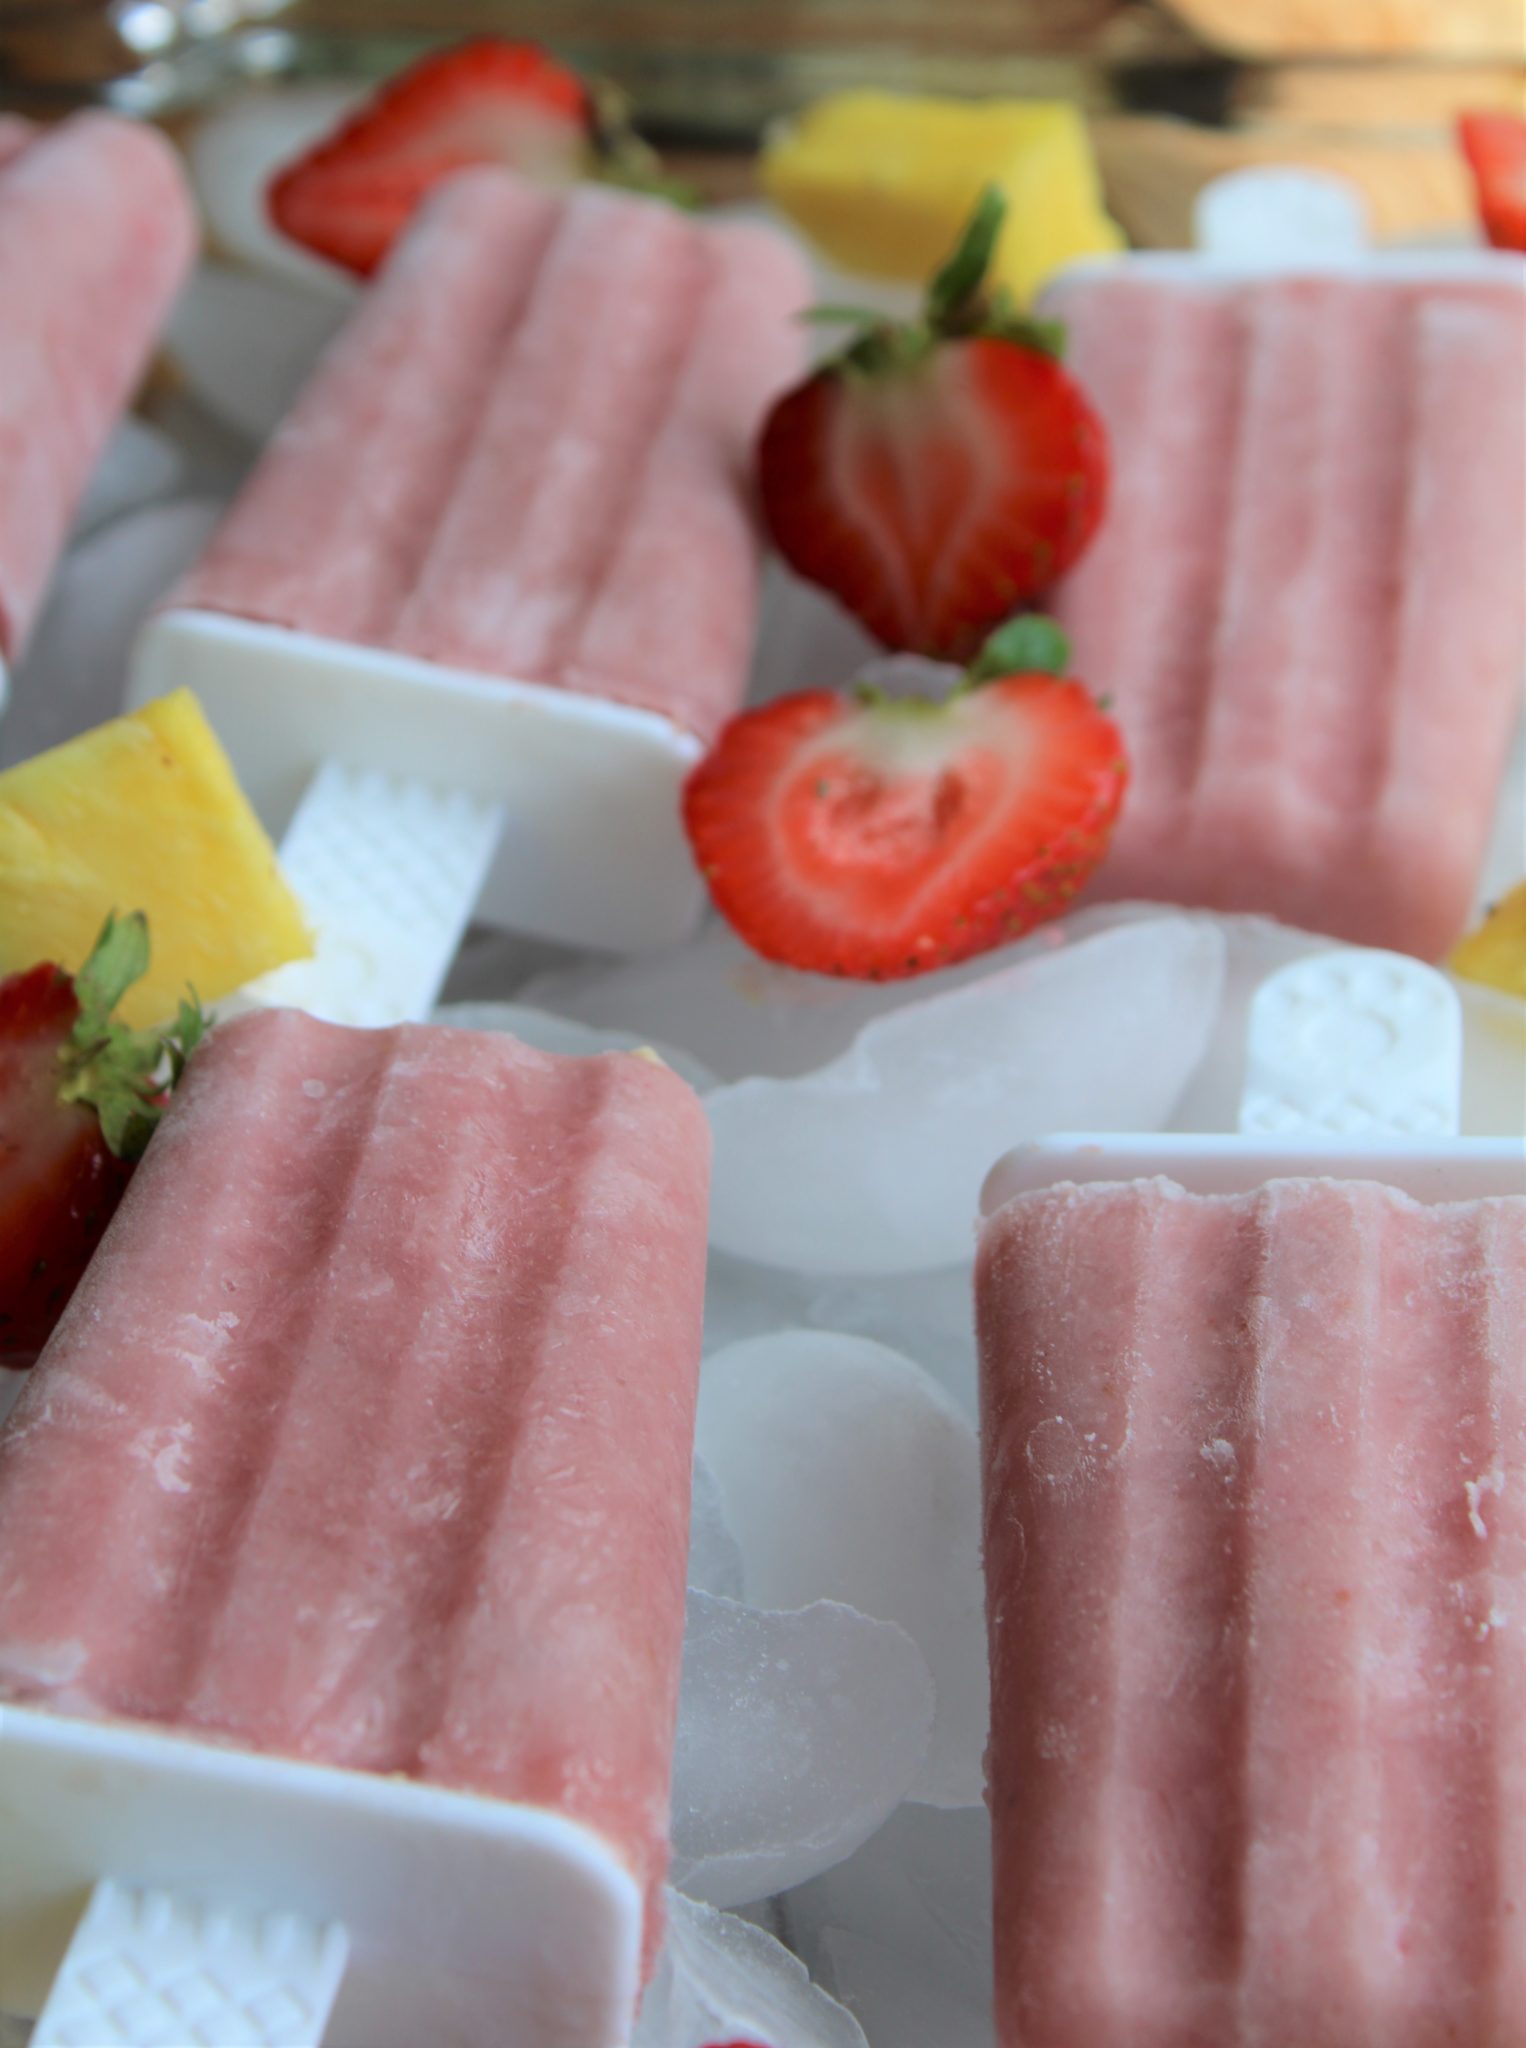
[1458,112,1526,252]
[1,914,204,1366]
[268,37,685,277]
[683,616,1127,981]
[757,190,1109,663]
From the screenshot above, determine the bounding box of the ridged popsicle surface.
[0,112,196,662]
[1052,270,1526,957]
[0,1009,712,1956]
[171,169,812,743]
[977,1174,1526,2048]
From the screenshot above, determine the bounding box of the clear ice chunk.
[697,1333,986,1807]
[704,915,1226,1272]
[635,1890,867,2048]
[671,1591,933,1908]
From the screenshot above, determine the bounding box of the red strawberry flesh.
[268,39,593,276]
[757,190,1109,662]
[0,964,132,1363]
[1458,111,1526,252]
[762,340,1106,662]
[684,657,1127,980]
[0,915,205,1367]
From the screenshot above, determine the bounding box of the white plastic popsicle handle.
[33,1883,347,2048]
[235,763,505,1028]
[979,946,1526,1213]
[1240,948,1462,1138]
[1193,167,1372,264]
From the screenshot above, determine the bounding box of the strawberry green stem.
[966,614,1072,685]
[926,185,1007,329]
[54,911,207,1161]
[821,189,1069,379]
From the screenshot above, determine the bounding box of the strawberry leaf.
[54,912,209,1162]
[588,76,700,208]
[71,909,151,1030]
[925,184,1006,329]
[798,303,897,326]
[166,993,208,1088]
[968,614,1072,683]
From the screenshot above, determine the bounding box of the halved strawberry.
[0,914,204,1366]
[683,617,1127,981]
[268,37,685,278]
[1458,112,1526,252]
[758,191,1109,663]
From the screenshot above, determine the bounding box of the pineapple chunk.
[0,689,310,1025]
[1450,880,1526,1000]
[762,92,1125,306]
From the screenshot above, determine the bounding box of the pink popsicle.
[0,1009,711,1968]
[1050,267,1526,958]
[0,115,32,170]
[977,1175,1526,2048]
[172,168,811,743]
[0,112,196,665]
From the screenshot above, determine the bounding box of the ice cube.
[75,418,185,542]
[821,1927,993,2048]
[635,1891,867,2048]
[703,1252,818,1358]
[432,1001,718,1096]
[521,902,1165,1086]
[166,262,350,445]
[704,915,1226,1272]
[785,1803,994,2048]
[698,1333,986,1807]
[801,1264,980,1420]
[689,1456,746,1601]
[672,1591,933,1908]
[2,501,222,770]
[704,1257,980,1416]
[440,925,593,1006]
[1167,914,1334,1132]
[747,558,886,710]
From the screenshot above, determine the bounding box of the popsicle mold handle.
[33,1881,348,2048]
[237,762,505,1028]
[1193,168,1372,264]
[1239,949,1462,1139]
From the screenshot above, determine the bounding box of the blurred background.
[1,0,1522,241]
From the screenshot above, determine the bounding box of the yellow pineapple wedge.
[0,689,310,1025]
[1450,881,1526,1001]
[762,92,1124,306]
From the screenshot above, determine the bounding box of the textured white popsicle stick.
[33,1882,347,2048]
[980,947,1502,1214]
[1240,949,1462,1139]
[237,762,504,1027]
[1193,168,1372,266]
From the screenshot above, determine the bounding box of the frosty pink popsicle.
[976,1173,1526,2048]
[0,1008,711,1995]
[132,168,812,953]
[1049,266,1526,958]
[0,112,196,672]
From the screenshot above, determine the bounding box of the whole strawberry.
[758,190,1109,662]
[0,913,204,1366]
[683,615,1127,981]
